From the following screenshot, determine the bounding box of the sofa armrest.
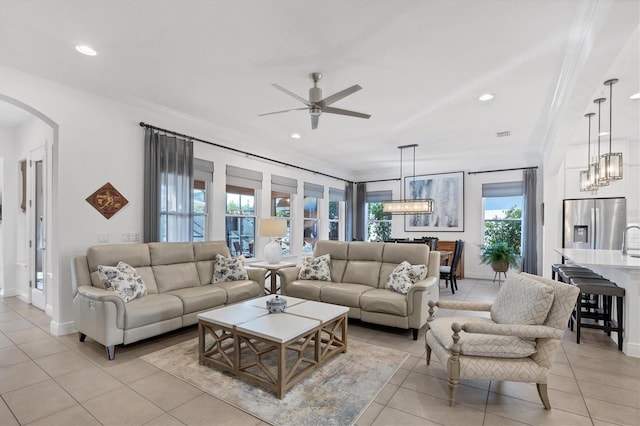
[460,322,564,340]
[278,266,301,295]
[246,268,267,288]
[430,300,493,312]
[406,276,438,329]
[75,286,126,328]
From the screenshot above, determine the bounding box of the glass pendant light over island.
[382,144,434,214]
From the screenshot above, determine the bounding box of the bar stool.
[557,267,602,283]
[569,276,625,351]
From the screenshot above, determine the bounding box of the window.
[192,180,207,242]
[303,182,324,252]
[366,202,392,241]
[270,174,297,255]
[226,185,255,258]
[365,190,392,242]
[328,186,346,241]
[271,191,291,254]
[482,182,523,255]
[192,158,214,242]
[303,196,318,252]
[329,201,340,240]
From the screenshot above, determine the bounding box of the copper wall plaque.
[86,182,129,219]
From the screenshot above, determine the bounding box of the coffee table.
[197,296,349,398]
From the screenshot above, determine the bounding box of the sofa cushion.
[153,263,201,293]
[149,242,195,265]
[87,244,151,287]
[491,274,554,325]
[314,241,348,282]
[212,255,249,283]
[360,289,408,316]
[97,262,148,302]
[429,316,537,358]
[193,241,231,261]
[342,261,380,287]
[123,294,184,329]
[286,280,330,300]
[298,254,332,281]
[320,283,374,308]
[166,285,228,314]
[215,280,262,304]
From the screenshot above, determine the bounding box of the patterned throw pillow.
[212,254,249,283]
[97,262,147,303]
[298,254,332,281]
[386,261,428,294]
[491,273,554,325]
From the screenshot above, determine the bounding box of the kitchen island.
[555,248,640,358]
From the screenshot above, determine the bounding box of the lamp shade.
[259,218,287,237]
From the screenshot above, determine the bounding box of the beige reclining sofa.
[72,241,265,359]
[279,241,440,339]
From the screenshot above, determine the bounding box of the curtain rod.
[139,122,354,184]
[468,166,538,175]
[357,178,400,184]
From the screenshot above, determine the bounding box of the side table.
[249,261,297,294]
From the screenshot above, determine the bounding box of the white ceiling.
[1,0,638,180]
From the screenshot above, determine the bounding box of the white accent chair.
[425,273,580,409]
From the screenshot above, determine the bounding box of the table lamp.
[260,218,287,264]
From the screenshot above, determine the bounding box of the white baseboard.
[50,320,76,336]
[623,341,640,358]
[45,304,53,317]
[0,288,19,297]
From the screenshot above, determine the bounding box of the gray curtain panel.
[355,183,367,241]
[144,128,194,242]
[521,168,537,274]
[345,182,354,242]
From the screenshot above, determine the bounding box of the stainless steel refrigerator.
[563,197,626,250]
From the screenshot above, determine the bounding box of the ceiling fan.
[259,72,371,129]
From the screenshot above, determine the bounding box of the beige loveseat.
[72,241,265,359]
[279,241,440,339]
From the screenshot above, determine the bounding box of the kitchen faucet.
[621,225,640,255]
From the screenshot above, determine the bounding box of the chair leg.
[79,333,86,342]
[106,345,116,360]
[448,378,458,407]
[536,383,551,410]
[426,345,432,365]
[617,295,624,351]
[412,328,418,340]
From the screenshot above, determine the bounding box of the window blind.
[304,182,324,198]
[226,165,263,189]
[482,181,523,198]
[271,174,298,194]
[193,158,214,182]
[329,186,346,201]
[366,190,392,203]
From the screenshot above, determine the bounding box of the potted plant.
[480,242,520,273]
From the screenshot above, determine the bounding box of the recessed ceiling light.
[291,133,301,139]
[75,45,97,56]
[478,93,494,101]
[630,92,640,100]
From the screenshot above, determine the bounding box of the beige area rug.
[142,337,409,426]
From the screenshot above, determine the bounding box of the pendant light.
[580,112,596,192]
[593,97,608,187]
[599,78,623,181]
[382,144,434,214]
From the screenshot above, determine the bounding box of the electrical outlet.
[132,232,141,242]
[121,233,129,242]
[97,233,109,243]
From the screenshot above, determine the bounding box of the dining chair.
[440,240,464,294]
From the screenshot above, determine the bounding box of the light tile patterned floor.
[1,279,639,425]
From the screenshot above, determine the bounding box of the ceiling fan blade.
[322,106,371,119]
[271,84,310,106]
[258,107,307,117]
[311,115,319,129]
[318,84,362,107]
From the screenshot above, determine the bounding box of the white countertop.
[555,248,640,270]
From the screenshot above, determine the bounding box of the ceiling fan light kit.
[259,72,371,129]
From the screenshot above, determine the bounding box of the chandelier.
[579,77,624,192]
[382,144,434,214]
